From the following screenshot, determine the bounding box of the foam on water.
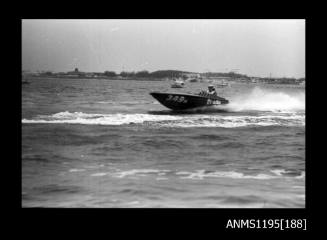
[22,111,181,125]
[270,169,305,179]
[270,169,288,176]
[69,169,86,172]
[153,113,304,128]
[114,169,170,178]
[100,168,305,180]
[22,111,304,128]
[90,173,108,177]
[175,170,277,180]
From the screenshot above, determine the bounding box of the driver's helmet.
[208,85,215,90]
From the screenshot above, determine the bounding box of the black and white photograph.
[22,19,305,208]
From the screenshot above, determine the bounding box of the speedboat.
[216,80,229,88]
[150,91,229,110]
[171,80,185,88]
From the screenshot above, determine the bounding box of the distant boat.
[171,78,185,88]
[216,80,230,88]
[22,80,30,84]
[189,78,198,82]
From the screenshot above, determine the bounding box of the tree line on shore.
[38,69,197,78]
[34,69,258,79]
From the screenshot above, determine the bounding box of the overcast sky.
[22,19,305,78]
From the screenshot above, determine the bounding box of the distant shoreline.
[24,76,166,81]
[22,69,305,85]
[23,76,305,87]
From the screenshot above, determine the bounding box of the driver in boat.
[207,85,217,96]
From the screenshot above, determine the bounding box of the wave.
[152,113,305,128]
[114,169,171,178]
[69,169,86,172]
[22,111,181,125]
[175,170,304,180]
[33,184,84,194]
[270,169,305,178]
[22,111,304,128]
[86,168,305,180]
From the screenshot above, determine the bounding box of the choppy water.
[22,78,305,208]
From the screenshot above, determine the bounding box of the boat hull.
[171,84,184,88]
[150,92,229,110]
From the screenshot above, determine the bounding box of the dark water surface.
[22,78,305,207]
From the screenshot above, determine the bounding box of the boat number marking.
[166,95,188,103]
[207,99,221,105]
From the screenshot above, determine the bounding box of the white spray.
[226,87,305,112]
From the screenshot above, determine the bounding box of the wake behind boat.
[150,91,229,110]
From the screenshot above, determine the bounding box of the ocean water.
[22,78,305,208]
